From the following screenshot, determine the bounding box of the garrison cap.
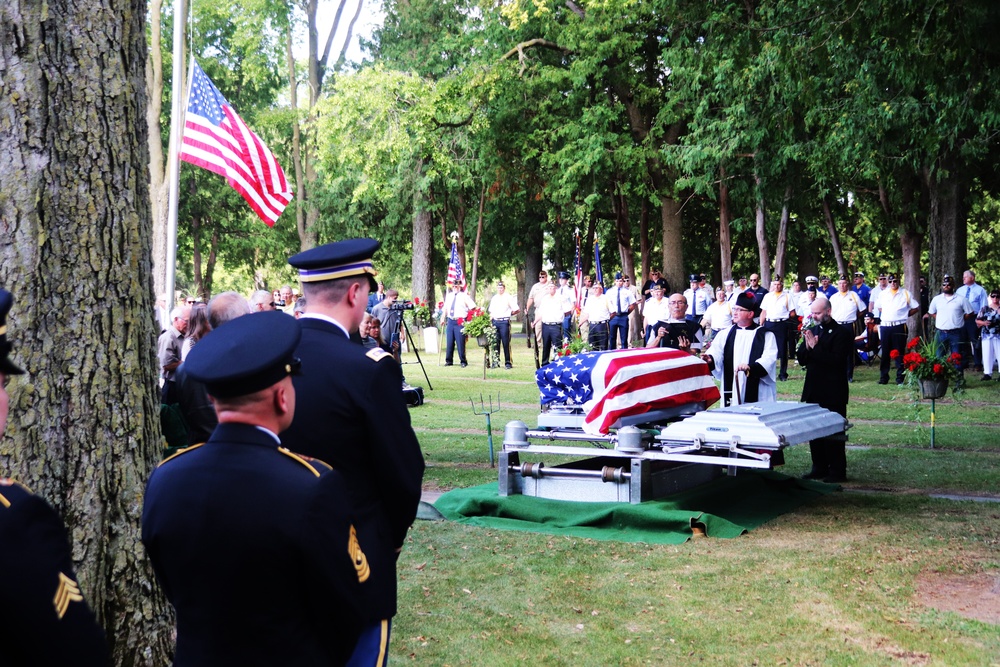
[839,273,849,281]
[942,274,954,286]
[185,311,301,399]
[0,289,24,375]
[887,273,899,282]
[614,271,623,280]
[288,238,380,291]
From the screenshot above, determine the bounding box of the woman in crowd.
[181,303,211,361]
[975,289,1000,381]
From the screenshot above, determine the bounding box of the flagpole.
[164,0,189,307]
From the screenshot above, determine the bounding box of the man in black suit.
[797,296,852,483]
[0,289,109,666]
[142,311,367,665]
[283,239,425,667]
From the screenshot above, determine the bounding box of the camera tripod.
[390,315,433,391]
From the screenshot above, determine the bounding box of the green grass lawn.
[393,333,1000,665]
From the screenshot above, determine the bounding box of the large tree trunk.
[639,197,651,286]
[926,160,967,285]
[773,184,793,280]
[613,191,636,282]
[469,183,487,299]
[821,195,848,278]
[522,222,544,338]
[754,175,771,285]
[411,169,434,308]
[660,195,684,291]
[0,0,173,663]
[718,165,733,283]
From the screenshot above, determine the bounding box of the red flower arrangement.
[900,335,963,385]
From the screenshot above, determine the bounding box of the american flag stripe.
[179,62,292,227]
[583,348,720,435]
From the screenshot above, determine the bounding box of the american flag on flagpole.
[593,239,604,286]
[180,62,293,227]
[573,233,583,308]
[536,348,720,435]
[447,240,464,286]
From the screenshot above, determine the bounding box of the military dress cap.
[688,273,700,283]
[854,271,865,278]
[805,275,818,284]
[734,290,757,311]
[287,238,380,290]
[723,279,734,286]
[558,271,570,279]
[0,289,24,375]
[864,311,876,320]
[185,311,301,399]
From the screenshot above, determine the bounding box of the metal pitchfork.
[470,393,501,467]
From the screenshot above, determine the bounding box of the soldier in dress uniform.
[283,239,425,667]
[0,289,109,666]
[141,311,367,666]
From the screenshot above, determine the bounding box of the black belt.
[492,317,510,322]
[937,327,961,333]
[613,312,628,317]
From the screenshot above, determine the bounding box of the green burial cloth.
[434,471,837,545]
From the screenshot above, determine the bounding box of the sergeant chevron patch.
[348,525,370,583]
[53,572,84,619]
[365,348,392,362]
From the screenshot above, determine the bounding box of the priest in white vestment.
[702,290,778,405]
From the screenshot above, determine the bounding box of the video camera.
[389,300,414,311]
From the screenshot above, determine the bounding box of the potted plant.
[408,296,432,329]
[554,334,593,358]
[897,335,964,398]
[461,308,494,348]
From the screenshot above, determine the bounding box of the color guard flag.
[180,62,293,227]
[573,233,583,308]
[447,239,464,286]
[593,239,604,286]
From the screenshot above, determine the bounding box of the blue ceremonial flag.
[574,234,583,308]
[593,239,604,286]
[447,240,464,286]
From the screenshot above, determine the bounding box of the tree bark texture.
[411,168,434,308]
[0,1,173,664]
[659,195,684,292]
[754,175,771,285]
[821,195,847,279]
[773,184,792,280]
[925,162,968,286]
[718,165,733,283]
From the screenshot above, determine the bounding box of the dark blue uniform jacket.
[141,422,366,666]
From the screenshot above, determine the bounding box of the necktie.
[617,289,623,315]
[449,294,455,317]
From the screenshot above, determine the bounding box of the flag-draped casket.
[536,348,720,435]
